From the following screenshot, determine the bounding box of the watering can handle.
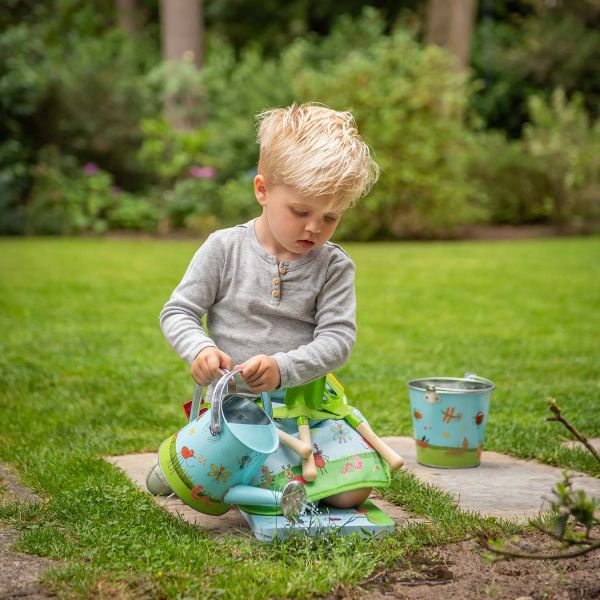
[189,370,239,422]
[209,370,273,435]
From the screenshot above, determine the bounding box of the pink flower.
[83,162,99,176]
[111,186,122,196]
[188,165,216,179]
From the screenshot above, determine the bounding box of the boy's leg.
[321,487,372,509]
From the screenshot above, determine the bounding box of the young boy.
[159,103,381,507]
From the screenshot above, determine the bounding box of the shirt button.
[279,266,287,275]
[272,290,280,298]
[272,277,280,285]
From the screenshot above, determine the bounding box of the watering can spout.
[223,481,308,521]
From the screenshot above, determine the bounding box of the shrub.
[146,55,208,132]
[468,132,555,225]
[468,89,599,226]
[0,140,30,234]
[197,12,388,186]
[523,89,600,224]
[25,149,162,234]
[188,11,486,239]
[470,9,599,137]
[217,172,260,227]
[25,151,113,235]
[137,117,211,186]
[201,38,295,180]
[105,195,160,232]
[164,177,220,230]
[38,29,159,189]
[0,25,48,233]
[162,172,258,232]
[285,10,485,238]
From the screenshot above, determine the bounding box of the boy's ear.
[254,175,267,207]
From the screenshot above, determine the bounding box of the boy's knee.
[321,487,372,509]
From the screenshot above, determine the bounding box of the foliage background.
[0,0,598,237]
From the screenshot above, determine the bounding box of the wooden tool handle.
[298,423,317,482]
[276,429,312,458]
[356,421,404,470]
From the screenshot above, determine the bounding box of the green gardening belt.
[272,374,361,428]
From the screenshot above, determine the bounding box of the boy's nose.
[305,219,321,234]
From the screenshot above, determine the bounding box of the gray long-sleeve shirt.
[159,219,356,388]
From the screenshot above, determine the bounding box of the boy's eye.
[324,215,339,223]
[291,208,308,217]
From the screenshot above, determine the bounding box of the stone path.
[106,436,600,531]
[5,435,599,551]
[0,464,58,600]
[105,453,420,535]
[382,436,600,521]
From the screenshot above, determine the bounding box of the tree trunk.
[160,0,203,67]
[116,0,140,36]
[425,0,478,70]
[159,0,204,130]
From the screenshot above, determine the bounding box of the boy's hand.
[191,347,232,385]
[235,355,281,393]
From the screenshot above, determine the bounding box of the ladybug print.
[312,443,329,473]
[416,436,429,448]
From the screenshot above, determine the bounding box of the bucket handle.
[464,372,495,388]
[209,370,273,435]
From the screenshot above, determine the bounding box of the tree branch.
[485,540,600,560]
[547,399,600,465]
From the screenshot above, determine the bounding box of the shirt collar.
[246,218,320,270]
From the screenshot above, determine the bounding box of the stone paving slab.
[382,436,600,521]
[105,453,419,535]
[0,463,42,504]
[561,437,600,453]
[0,464,58,599]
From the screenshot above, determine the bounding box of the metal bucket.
[158,371,279,514]
[407,373,494,468]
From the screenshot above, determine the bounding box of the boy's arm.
[271,254,356,388]
[159,234,223,365]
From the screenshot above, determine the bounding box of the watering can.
[157,370,307,518]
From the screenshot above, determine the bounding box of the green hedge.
[1,10,598,238]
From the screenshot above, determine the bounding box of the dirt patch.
[0,463,58,599]
[328,530,600,600]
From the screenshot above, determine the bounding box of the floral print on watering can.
[158,371,279,514]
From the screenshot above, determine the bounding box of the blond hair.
[256,103,379,208]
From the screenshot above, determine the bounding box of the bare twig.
[532,523,596,546]
[485,540,600,560]
[485,401,599,563]
[546,399,600,465]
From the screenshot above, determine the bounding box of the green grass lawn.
[1,236,598,598]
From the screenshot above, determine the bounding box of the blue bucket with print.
[407,374,494,468]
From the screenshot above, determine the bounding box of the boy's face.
[254,175,345,261]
